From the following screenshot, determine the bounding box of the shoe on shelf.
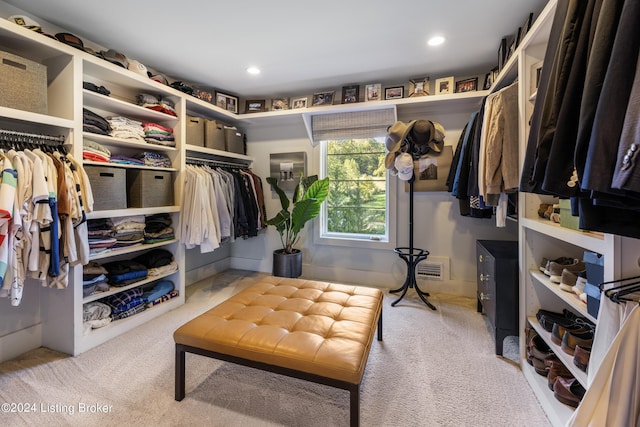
[545,355,574,391]
[543,257,575,276]
[539,257,550,273]
[559,269,587,292]
[562,328,594,356]
[553,377,586,408]
[529,335,554,376]
[538,203,552,218]
[572,276,587,297]
[579,292,588,304]
[549,259,586,284]
[573,345,591,372]
[536,308,580,333]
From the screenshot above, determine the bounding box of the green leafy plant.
[266,174,330,254]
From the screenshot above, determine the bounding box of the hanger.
[600,275,640,304]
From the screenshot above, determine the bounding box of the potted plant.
[266,174,329,278]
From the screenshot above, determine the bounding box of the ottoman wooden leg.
[175,344,186,401]
[350,384,360,427]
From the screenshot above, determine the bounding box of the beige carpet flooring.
[0,270,551,426]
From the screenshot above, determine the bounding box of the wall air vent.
[416,256,450,281]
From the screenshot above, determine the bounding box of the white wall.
[232,107,517,298]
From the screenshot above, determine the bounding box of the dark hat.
[55,32,85,51]
[411,119,445,154]
[101,49,129,69]
[385,120,416,153]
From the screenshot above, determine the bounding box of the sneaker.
[559,269,586,292]
[579,292,587,304]
[572,276,587,297]
[539,257,549,273]
[543,257,574,276]
[549,259,585,284]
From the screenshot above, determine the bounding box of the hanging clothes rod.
[0,129,66,145]
[185,156,250,168]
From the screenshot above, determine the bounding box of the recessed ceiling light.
[247,66,261,75]
[427,36,446,47]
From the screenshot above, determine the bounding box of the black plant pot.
[272,249,302,278]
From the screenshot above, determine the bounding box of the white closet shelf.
[0,106,75,129]
[529,269,595,323]
[520,217,605,254]
[88,239,178,261]
[185,145,253,163]
[83,89,179,123]
[528,316,589,387]
[82,132,177,152]
[87,206,180,220]
[83,160,177,172]
[78,296,183,354]
[83,269,179,304]
[521,360,575,426]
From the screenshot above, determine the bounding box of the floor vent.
[416,257,450,281]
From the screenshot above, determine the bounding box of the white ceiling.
[5,0,548,99]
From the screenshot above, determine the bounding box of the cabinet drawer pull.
[479,292,490,301]
[479,255,484,262]
[480,273,491,282]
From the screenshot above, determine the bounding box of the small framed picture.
[408,77,430,97]
[456,77,478,93]
[519,13,534,45]
[291,97,308,109]
[312,91,334,106]
[498,38,507,72]
[271,98,289,110]
[245,99,265,113]
[385,86,404,100]
[215,92,239,114]
[365,84,382,101]
[435,77,454,95]
[482,72,493,90]
[341,85,360,104]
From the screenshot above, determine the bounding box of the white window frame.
[314,139,397,250]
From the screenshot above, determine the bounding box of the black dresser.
[476,240,519,356]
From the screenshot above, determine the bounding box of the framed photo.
[498,38,507,72]
[408,77,430,97]
[530,60,543,95]
[507,31,520,61]
[519,13,534,45]
[455,77,478,93]
[404,146,454,192]
[365,84,382,101]
[482,72,493,90]
[312,91,334,106]
[341,85,360,104]
[385,86,404,100]
[291,97,308,109]
[271,98,289,110]
[245,99,265,113]
[435,77,454,95]
[215,92,239,114]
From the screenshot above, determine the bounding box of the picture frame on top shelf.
[408,77,430,97]
[215,92,239,114]
[384,86,404,100]
[519,13,534,46]
[507,30,521,61]
[482,72,493,90]
[245,99,266,113]
[365,83,382,101]
[455,77,478,93]
[498,38,507,72]
[312,91,334,106]
[271,98,289,110]
[291,97,308,109]
[435,77,454,95]
[341,85,360,104]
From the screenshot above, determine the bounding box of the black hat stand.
[389,138,436,310]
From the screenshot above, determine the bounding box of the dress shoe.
[536,309,579,333]
[545,355,574,391]
[553,377,586,408]
[573,345,591,372]
[529,335,553,376]
[562,328,594,356]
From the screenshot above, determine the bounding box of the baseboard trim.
[0,324,43,363]
[185,258,231,286]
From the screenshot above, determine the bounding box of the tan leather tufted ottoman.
[174,276,383,426]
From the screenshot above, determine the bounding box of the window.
[318,137,396,249]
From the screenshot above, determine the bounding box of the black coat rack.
[390,137,436,310]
